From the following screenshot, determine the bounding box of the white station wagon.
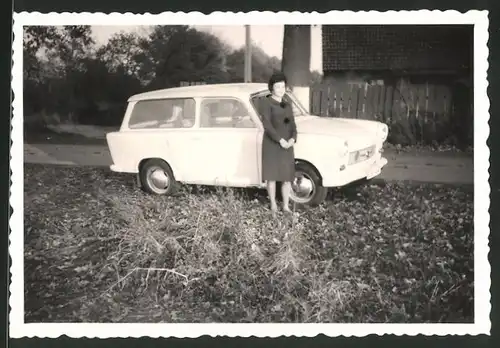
[106,83,389,206]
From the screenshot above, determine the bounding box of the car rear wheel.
[139,159,177,195]
[290,162,328,206]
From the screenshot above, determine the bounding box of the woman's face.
[272,81,286,99]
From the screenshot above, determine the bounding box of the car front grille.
[348,145,376,165]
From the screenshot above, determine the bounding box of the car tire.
[290,162,328,207]
[139,159,177,196]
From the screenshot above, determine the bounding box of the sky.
[91,25,323,72]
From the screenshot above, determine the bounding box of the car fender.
[293,133,347,179]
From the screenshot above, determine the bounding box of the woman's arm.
[260,100,282,143]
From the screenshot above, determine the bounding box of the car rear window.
[128,98,196,129]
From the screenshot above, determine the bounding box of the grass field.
[23,163,474,323]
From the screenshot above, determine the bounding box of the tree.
[23,25,96,124]
[226,45,281,83]
[282,25,312,110]
[56,26,95,70]
[51,26,96,122]
[135,25,230,88]
[74,57,143,126]
[96,31,143,78]
[24,25,95,77]
[23,26,62,82]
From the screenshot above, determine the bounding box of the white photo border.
[10,10,491,338]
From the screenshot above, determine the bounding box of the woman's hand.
[287,138,295,147]
[279,138,290,149]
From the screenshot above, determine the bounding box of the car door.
[194,97,261,187]
[123,97,197,180]
[143,97,202,185]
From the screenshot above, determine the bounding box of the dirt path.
[22,143,474,185]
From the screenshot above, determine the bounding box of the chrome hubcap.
[147,167,170,193]
[291,172,315,203]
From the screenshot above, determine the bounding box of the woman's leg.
[281,181,292,212]
[266,180,278,211]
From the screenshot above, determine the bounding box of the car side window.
[199,98,256,129]
[128,98,196,129]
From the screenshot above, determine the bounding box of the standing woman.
[259,72,298,214]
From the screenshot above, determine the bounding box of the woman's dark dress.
[259,96,298,182]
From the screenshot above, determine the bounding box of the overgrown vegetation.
[24,164,474,323]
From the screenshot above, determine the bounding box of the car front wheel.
[139,159,177,195]
[290,162,328,206]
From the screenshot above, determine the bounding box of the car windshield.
[250,90,307,119]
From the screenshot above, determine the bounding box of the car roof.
[128,83,269,102]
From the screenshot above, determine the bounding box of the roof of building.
[322,25,473,72]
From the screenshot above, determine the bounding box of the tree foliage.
[23,25,322,127]
[96,31,143,78]
[135,26,231,88]
[226,45,281,83]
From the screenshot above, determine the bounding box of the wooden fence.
[310,80,454,123]
[309,79,472,146]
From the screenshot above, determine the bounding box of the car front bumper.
[322,154,388,187]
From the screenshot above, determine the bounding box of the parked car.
[106,83,389,206]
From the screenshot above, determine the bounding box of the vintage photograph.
[10,10,490,338]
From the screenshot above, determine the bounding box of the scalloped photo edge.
[10,10,491,338]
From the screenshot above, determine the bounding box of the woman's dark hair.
[268,71,288,92]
